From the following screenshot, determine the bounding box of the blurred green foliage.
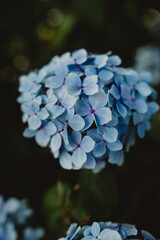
[43,169,118,239]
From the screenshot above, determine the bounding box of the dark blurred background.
[0,0,160,239]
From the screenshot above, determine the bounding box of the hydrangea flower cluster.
[134,45,160,86]
[58,221,159,240]
[0,196,44,240]
[18,49,159,171]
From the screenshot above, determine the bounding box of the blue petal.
[137,124,145,138]
[108,55,122,66]
[141,230,156,240]
[87,129,102,142]
[73,48,87,64]
[75,99,91,116]
[38,108,49,120]
[23,128,36,138]
[66,73,81,96]
[46,104,65,118]
[99,70,113,82]
[103,127,118,143]
[85,67,97,76]
[140,72,152,83]
[35,129,50,147]
[83,114,94,131]
[93,142,106,157]
[99,229,121,240]
[70,131,82,145]
[113,67,129,75]
[28,115,41,130]
[93,160,106,173]
[45,76,62,89]
[61,126,69,145]
[44,121,57,135]
[59,151,73,170]
[116,102,127,118]
[72,148,87,168]
[95,54,108,68]
[83,155,96,169]
[81,136,95,153]
[50,133,62,152]
[106,140,123,151]
[69,114,85,131]
[109,84,120,99]
[135,82,152,96]
[62,94,78,109]
[95,107,112,125]
[91,222,100,237]
[83,75,98,95]
[89,89,107,108]
[132,100,148,113]
[108,150,124,166]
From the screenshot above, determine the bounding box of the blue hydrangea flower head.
[0,196,44,240]
[58,221,158,240]
[18,49,159,171]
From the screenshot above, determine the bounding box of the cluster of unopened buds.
[58,221,159,240]
[18,49,159,172]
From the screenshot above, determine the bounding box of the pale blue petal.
[93,142,106,157]
[83,75,98,95]
[148,101,159,115]
[59,151,73,170]
[61,126,69,145]
[87,129,102,142]
[106,140,123,151]
[113,67,129,75]
[89,89,107,108]
[108,55,122,66]
[73,48,87,64]
[44,121,57,135]
[46,104,65,118]
[116,102,127,118]
[95,55,108,68]
[133,112,144,125]
[108,150,124,166]
[100,229,121,240]
[132,100,148,113]
[45,76,62,89]
[91,222,100,237]
[98,70,113,82]
[62,94,78,109]
[75,99,91,116]
[66,73,81,96]
[23,128,36,138]
[72,148,87,168]
[135,82,152,96]
[83,155,96,169]
[71,131,82,145]
[38,108,49,120]
[85,67,97,76]
[81,136,95,153]
[93,160,106,173]
[50,133,62,152]
[69,114,85,131]
[103,127,118,143]
[35,129,50,147]
[28,115,41,130]
[95,107,112,125]
[109,84,120,99]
